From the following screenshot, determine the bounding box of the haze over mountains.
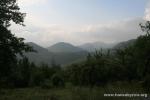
[25,42,88,66]
[47,42,85,53]
[113,39,136,49]
[24,40,135,66]
[79,42,116,52]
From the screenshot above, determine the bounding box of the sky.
[11,0,150,47]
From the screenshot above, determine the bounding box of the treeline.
[0,57,64,88]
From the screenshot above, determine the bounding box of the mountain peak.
[47,42,84,53]
[53,42,73,46]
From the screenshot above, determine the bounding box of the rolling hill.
[24,42,54,65]
[24,42,88,66]
[113,39,136,49]
[47,42,84,53]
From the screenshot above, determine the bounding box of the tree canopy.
[0,0,33,86]
[0,0,25,27]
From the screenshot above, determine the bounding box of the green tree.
[0,0,33,86]
[0,0,25,27]
[140,21,150,35]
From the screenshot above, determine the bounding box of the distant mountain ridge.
[25,42,54,65]
[79,41,116,52]
[24,42,88,66]
[24,40,136,66]
[47,42,85,53]
[113,39,136,49]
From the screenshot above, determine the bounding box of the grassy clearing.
[0,85,149,100]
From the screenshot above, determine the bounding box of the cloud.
[12,0,147,47]
[144,1,150,21]
[75,18,144,44]
[11,17,144,47]
[11,23,76,47]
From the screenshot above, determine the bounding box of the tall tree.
[0,0,33,86]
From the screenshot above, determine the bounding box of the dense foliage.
[0,0,33,87]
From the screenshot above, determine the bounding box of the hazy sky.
[11,0,150,47]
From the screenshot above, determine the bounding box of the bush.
[51,73,65,87]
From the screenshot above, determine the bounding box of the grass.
[0,85,149,100]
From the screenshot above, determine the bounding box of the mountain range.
[24,40,135,66]
[24,42,88,66]
[78,42,116,52]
